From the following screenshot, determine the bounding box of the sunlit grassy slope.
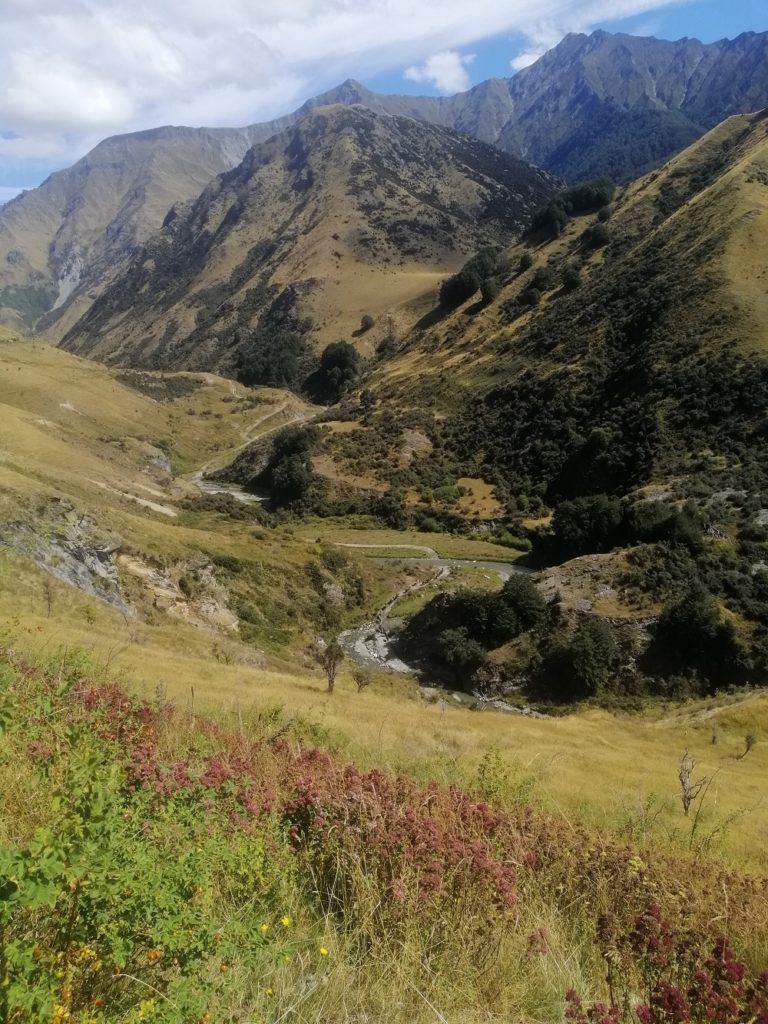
[371,111,768,409]
[0,331,766,875]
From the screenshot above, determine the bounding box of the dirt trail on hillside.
[337,549,530,673]
[190,403,306,502]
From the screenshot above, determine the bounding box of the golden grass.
[4,553,766,876]
[290,522,524,560]
[0,333,766,878]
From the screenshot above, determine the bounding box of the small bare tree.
[678,749,721,851]
[352,667,372,693]
[739,733,757,760]
[43,579,53,618]
[315,640,344,693]
[678,750,712,817]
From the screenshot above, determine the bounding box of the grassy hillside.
[0,332,765,876]
[61,106,555,374]
[278,112,768,703]
[1,643,767,1023]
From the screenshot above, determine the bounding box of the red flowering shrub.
[5,645,767,1020]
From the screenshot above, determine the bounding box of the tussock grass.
[1,643,766,1023]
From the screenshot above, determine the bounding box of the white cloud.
[404,51,476,93]
[0,0,685,187]
[508,0,686,71]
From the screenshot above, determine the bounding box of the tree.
[551,494,624,559]
[480,276,501,306]
[316,639,345,693]
[499,574,547,632]
[314,341,360,404]
[582,222,610,249]
[439,267,481,309]
[561,264,582,291]
[652,583,741,684]
[520,286,541,307]
[437,627,487,675]
[262,425,318,508]
[373,491,408,529]
[561,618,618,698]
[518,252,534,273]
[352,668,372,693]
[360,314,375,332]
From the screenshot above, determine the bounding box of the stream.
[338,555,533,675]
[194,477,268,504]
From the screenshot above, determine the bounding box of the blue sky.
[0,0,766,204]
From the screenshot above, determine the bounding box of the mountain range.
[59,105,555,373]
[1,28,767,341]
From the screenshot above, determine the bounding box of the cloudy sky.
[0,0,764,201]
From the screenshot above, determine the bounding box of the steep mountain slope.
[271,31,768,185]
[288,31,768,185]
[494,30,768,182]
[3,29,765,340]
[0,127,264,338]
[61,105,556,374]
[295,110,768,697]
[365,109,768,487]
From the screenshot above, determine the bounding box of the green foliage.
[520,286,542,307]
[530,178,616,237]
[0,667,297,1023]
[439,266,481,309]
[259,426,319,509]
[401,573,546,685]
[561,264,582,291]
[234,285,314,390]
[439,248,504,310]
[546,618,619,699]
[550,494,624,559]
[310,342,361,404]
[480,276,501,306]
[649,583,743,685]
[582,222,610,249]
[236,327,307,388]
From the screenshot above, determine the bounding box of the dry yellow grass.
[1,332,766,879]
[3,547,766,876]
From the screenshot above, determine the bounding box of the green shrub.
[480,276,501,306]
[546,618,619,699]
[439,267,481,309]
[311,342,361,404]
[649,583,743,685]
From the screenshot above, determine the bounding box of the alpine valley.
[1,22,768,1024]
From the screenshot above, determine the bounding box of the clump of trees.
[545,497,704,562]
[648,583,742,684]
[310,341,361,404]
[439,247,507,310]
[542,617,620,700]
[236,327,308,389]
[400,574,547,682]
[530,177,616,238]
[258,425,319,509]
[581,222,611,249]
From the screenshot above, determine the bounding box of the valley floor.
[0,333,766,877]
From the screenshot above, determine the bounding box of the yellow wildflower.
[281,916,291,927]
[319,947,328,957]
